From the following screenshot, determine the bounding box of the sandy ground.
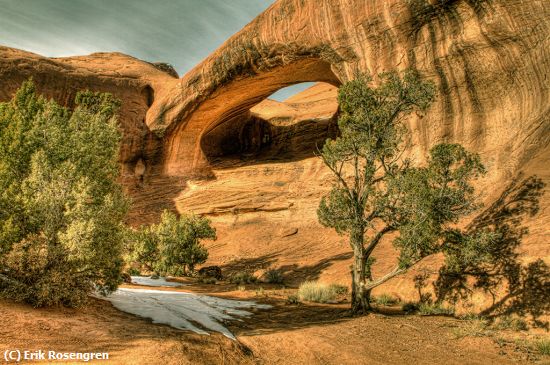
[1,281,548,365]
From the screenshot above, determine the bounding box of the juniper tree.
[129,210,216,276]
[0,80,128,307]
[318,70,488,314]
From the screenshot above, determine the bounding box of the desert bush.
[264,269,284,284]
[197,277,216,284]
[418,302,455,315]
[535,339,550,355]
[0,81,128,307]
[451,318,490,338]
[402,302,420,313]
[492,316,528,331]
[287,294,300,304]
[401,302,454,316]
[127,210,216,276]
[127,267,141,276]
[229,272,258,285]
[297,281,345,303]
[331,284,349,295]
[373,294,399,306]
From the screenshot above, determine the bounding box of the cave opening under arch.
[200,80,341,167]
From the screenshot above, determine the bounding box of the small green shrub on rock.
[229,272,258,285]
[264,269,284,284]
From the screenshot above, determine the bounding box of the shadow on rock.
[433,174,549,326]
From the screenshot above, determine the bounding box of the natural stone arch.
[162,57,341,175]
[142,0,549,190]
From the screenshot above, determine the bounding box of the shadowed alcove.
[200,79,340,167]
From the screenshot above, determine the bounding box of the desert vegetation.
[297,281,348,303]
[228,271,258,285]
[0,81,128,307]
[318,70,501,314]
[0,81,217,307]
[126,209,216,276]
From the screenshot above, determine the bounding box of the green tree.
[129,210,216,276]
[318,70,490,314]
[0,80,129,307]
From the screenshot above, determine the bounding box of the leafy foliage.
[128,210,216,275]
[318,70,488,313]
[0,80,128,307]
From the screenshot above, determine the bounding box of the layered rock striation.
[0,0,548,306]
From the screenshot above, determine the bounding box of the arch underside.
[163,58,341,175]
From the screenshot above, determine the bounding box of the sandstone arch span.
[161,58,341,175]
[145,0,548,185]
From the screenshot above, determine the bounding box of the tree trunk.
[350,226,370,314]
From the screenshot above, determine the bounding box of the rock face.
[147,0,549,183]
[0,0,548,307]
[0,46,177,178]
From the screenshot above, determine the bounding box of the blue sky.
[0,0,313,100]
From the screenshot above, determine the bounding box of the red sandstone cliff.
[0,0,548,306]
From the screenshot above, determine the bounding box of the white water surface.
[103,288,270,339]
[130,276,186,288]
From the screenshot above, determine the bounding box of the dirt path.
[231,300,531,365]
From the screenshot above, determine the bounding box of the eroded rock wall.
[147,0,549,185]
[0,0,548,307]
[0,46,177,178]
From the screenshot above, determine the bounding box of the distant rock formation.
[0,46,176,179]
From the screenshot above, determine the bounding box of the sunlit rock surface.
[0,0,548,307]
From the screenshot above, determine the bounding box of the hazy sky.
[0,0,313,101]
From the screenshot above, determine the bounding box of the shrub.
[451,318,490,338]
[331,284,349,295]
[197,277,216,284]
[127,267,141,276]
[535,339,550,356]
[229,272,258,285]
[264,269,284,284]
[287,294,300,304]
[493,316,528,331]
[0,81,128,307]
[127,210,216,276]
[373,294,399,306]
[297,281,344,303]
[418,302,455,316]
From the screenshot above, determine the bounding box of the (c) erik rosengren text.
[4,349,109,362]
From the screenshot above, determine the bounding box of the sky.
[0,0,313,101]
